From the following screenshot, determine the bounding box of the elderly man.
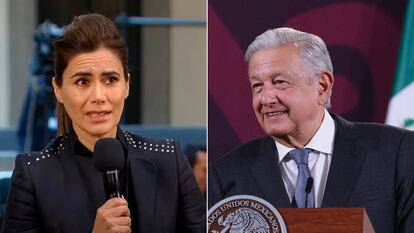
[208,27,414,233]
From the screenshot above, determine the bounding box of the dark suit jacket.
[1,130,206,233]
[209,114,414,233]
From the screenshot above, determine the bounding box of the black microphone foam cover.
[93,138,125,172]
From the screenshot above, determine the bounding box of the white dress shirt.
[275,109,335,207]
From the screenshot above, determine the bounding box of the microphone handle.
[104,170,122,199]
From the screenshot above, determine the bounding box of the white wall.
[0,0,11,127]
[9,0,37,126]
[141,0,206,126]
[170,0,206,126]
[0,0,36,127]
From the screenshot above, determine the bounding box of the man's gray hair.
[245,27,333,74]
[245,27,333,107]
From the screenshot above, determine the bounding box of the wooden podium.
[277,208,375,233]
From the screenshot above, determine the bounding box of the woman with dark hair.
[1,13,205,233]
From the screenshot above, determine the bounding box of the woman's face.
[53,48,129,140]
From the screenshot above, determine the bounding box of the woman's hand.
[92,198,131,233]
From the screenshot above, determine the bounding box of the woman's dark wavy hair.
[53,13,128,136]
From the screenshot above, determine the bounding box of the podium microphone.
[305,177,313,208]
[93,138,125,199]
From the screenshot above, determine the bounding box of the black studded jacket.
[1,128,206,233]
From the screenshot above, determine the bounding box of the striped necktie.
[289,148,315,208]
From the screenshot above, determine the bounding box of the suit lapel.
[322,114,367,207]
[58,140,95,231]
[249,137,292,208]
[128,148,157,232]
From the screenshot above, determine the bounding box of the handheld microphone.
[305,177,313,207]
[93,138,125,200]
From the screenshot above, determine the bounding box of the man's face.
[248,45,330,147]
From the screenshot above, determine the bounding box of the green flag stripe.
[404,118,414,127]
[392,0,414,96]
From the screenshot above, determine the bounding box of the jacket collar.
[321,113,367,207]
[248,113,367,208]
[66,126,128,155]
[248,136,293,207]
[123,132,158,232]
